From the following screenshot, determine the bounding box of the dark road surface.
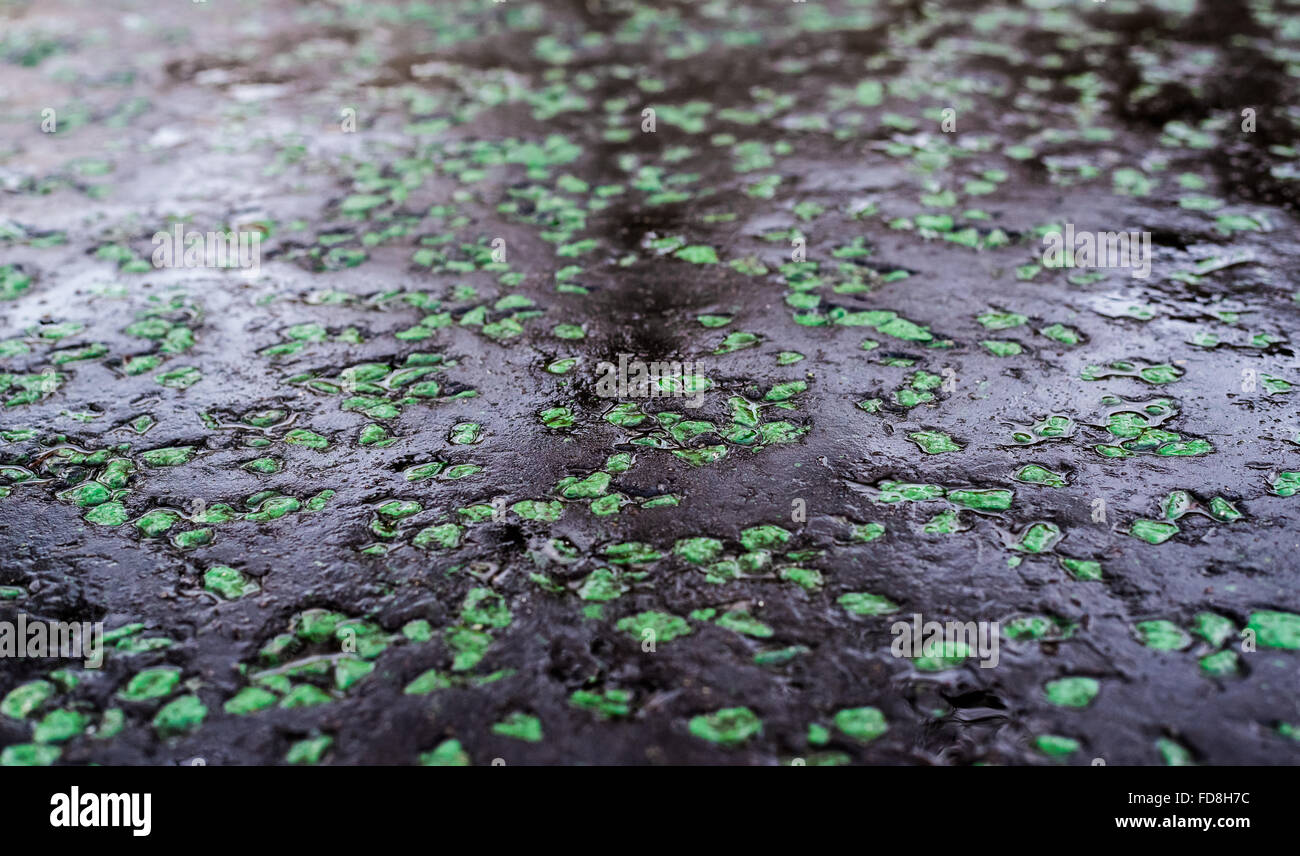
[1,0,1298,765]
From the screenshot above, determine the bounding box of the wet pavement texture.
[1,0,1299,765]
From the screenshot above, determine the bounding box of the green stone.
[492,712,543,742]
[1247,610,1300,649]
[616,611,691,643]
[1044,676,1099,708]
[420,739,470,766]
[153,695,207,735]
[119,667,180,701]
[833,707,888,742]
[689,707,762,745]
[1,681,55,719]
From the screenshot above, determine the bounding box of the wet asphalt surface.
[0,0,1298,765]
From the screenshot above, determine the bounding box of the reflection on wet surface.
[0,0,1298,765]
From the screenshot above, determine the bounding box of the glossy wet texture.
[1,0,1298,765]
